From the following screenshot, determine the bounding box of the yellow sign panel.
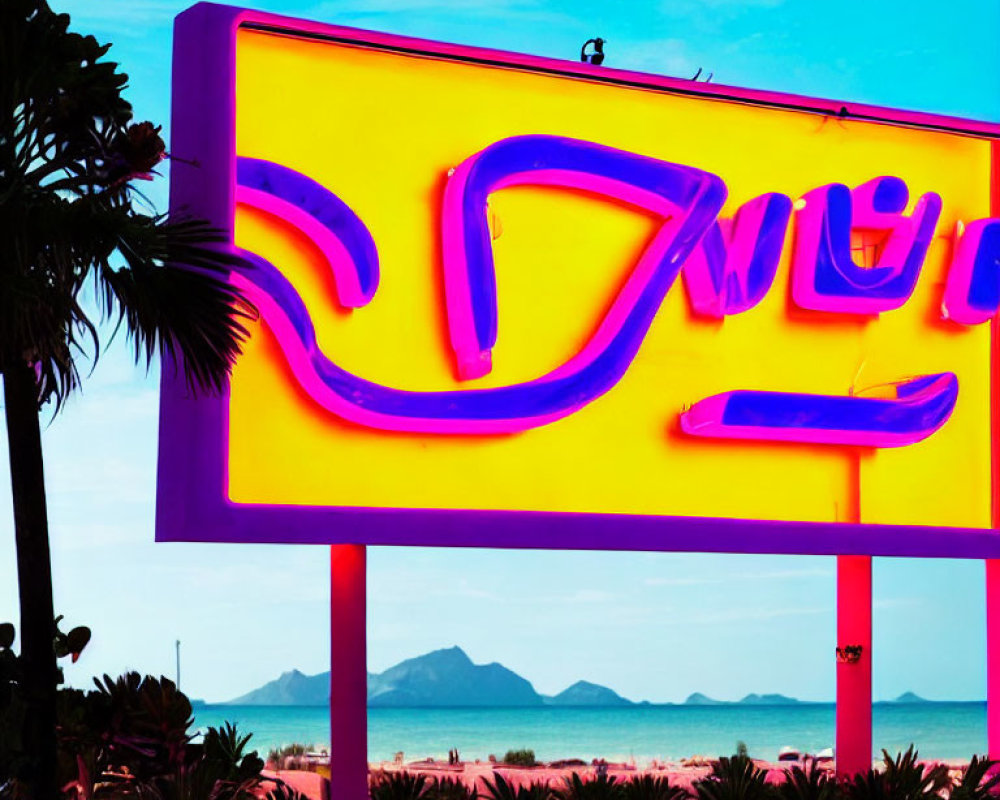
[227,26,992,533]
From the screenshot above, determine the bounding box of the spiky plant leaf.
[621,774,689,800]
[484,773,555,800]
[951,755,1000,800]
[841,767,888,800]
[430,776,480,800]
[263,784,313,800]
[555,772,624,800]
[775,761,835,800]
[882,746,950,800]
[370,770,431,800]
[692,755,774,800]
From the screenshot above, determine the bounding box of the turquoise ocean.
[192,703,986,763]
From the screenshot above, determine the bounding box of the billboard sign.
[158,3,1000,557]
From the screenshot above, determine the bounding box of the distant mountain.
[685,692,725,705]
[892,692,930,703]
[683,692,801,706]
[739,693,800,705]
[225,647,811,708]
[367,646,541,707]
[228,669,329,705]
[545,681,633,706]
[227,647,631,707]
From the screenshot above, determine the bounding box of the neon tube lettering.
[791,177,942,314]
[232,135,977,447]
[234,135,725,434]
[941,219,1000,325]
[682,192,792,318]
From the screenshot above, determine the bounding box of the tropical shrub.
[556,772,623,800]
[693,754,773,800]
[621,774,688,800]
[483,773,554,800]
[368,773,479,800]
[504,750,539,767]
[840,768,886,800]
[198,721,266,797]
[431,776,480,800]
[842,747,950,800]
[4,653,265,800]
[775,761,835,800]
[263,784,314,800]
[370,770,431,800]
[950,755,1000,800]
[95,716,264,800]
[0,617,90,791]
[267,743,312,770]
[881,747,950,800]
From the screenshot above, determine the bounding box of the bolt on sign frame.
[161,2,1000,789]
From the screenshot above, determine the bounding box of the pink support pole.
[987,560,1000,757]
[836,555,872,778]
[330,545,368,800]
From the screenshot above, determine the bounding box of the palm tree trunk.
[3,361,59,800]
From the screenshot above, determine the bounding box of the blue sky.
[1,0,998,706]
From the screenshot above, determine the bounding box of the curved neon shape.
[234,137,726,433]
[444,143,793,374]
[442,136,728,379]
[679,373,958,447]
[791,176,942,314]
[236,157,379,308]
[682,192,793,317]
[942,218,1000,325]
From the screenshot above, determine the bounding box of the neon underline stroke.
[680,373,958,448]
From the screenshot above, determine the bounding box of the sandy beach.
[265,761,750,800]
[264,757,973,800]
[266,763,720,800]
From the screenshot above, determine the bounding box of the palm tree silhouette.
[0,2,253,795]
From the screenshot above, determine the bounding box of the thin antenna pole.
[175,639,181,689]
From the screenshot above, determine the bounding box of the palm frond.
[96,214,255,394]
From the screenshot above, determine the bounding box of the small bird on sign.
[580,38,606,66]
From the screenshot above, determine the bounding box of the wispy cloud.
[643,567,831,588]
[159,559,329,606]
[565,589,614,603]
[370,571,502,603]
[316,0,536,11]
[688,605,830,625]
[874,597,921,611]
[659,0,785,15]
[51,387,158,428]
[59,0,184,30]
[308,0,563,23]
[49,522,143,551]
[736,568,834,581]
[644,576,717,587]
[450,579,498,600]
[612,38,695,79]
